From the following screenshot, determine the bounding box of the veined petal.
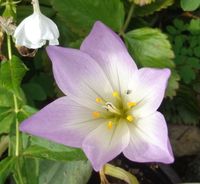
[20,97,101,147]
[14,13,59,49]
[123,112,174,164]
[82,120,130,171]
[81,21,138,94]
[129,68,170,117]
[46,46,113,109]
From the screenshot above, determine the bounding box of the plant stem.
[120,3,135,35]
[7,33,24,183]
[13,95,20,156]
[7,35,12,60]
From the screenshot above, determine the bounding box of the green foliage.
[180,0,200,11]
[166,18,200,84]
[134,0,174,16]
[38,159,92,184]
[0,157,16,184]
[52,0,125,36]
[0,56,28,97]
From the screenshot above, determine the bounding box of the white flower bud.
[14,0,59,49]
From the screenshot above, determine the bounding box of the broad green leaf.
[134,0,174,16]
[179,65,196,84]
[0,87,14,107]
[188,19,200,35]
[165,70,180,98]
[17,157,39,184]
[17,5,56,23]
[22,82,47,101]
[23,145,86,161]
[23,136,87,161]
[52,0,124,36]
[124,28,175,68]
[180,0,200,11]
[39,159,92,184]
[0,111,15,134]
[0,56,28,97]
[0,156,16,184]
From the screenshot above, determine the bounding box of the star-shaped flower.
[20,21,174,171]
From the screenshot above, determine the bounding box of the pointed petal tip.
[163,68,171,78]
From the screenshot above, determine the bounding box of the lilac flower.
[20,21,174,171]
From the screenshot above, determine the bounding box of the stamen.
[104,102,121,115]
[126,115,134,122]
[107,121,113,129]
[96,97,103,103]
[112,91,119,97]
[92,111,100,118]
[127,102,137,108]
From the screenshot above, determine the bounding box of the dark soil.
[88,154,181,184]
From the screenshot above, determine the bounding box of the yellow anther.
[107,121,113,129]
[126,115,134,122]
[92,111,100,118]
[112,91,119,97]
[96,97,103,103]
[127,102,137,108]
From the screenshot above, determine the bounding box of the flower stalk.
[103,164,139,184]
[32,0,40,13]
[120,3,135,35]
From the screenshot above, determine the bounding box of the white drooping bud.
[14,0,59,49]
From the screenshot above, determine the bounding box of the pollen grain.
[107,121,113,129]
[92,111,100,118]
[126,115,134,122]
[127,102,137,108]
[112,91,119,97]
[96,97,103,103]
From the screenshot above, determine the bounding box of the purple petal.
[81,21,138,93]
[20,97,102,147]
[82,120,130,171]
[129,68,171,117]
[123,112,174,164]
[46,46,113,108]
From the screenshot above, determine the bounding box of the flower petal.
[81,21,138,93]
[46,46,114,109]
[129,68,170,117]
[20,97,102,147]
[123,112,174,164]
[14,13,59,49]
[82,120,130,171]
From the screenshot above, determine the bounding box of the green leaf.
[23,145,86,161]
[124,28,175,68]
[165,70,180,98]
[180,0,200,11]
[179,65,196,84]
[23,136,87,161]
[134,0,174,16]
[22,82,47,101]
[173,19,185,31]
[0,87,14,107]
[188,19,200,35]
[0,111,15,134]
[17,5,56,23]
[52,0,124,36]
[39,159,92,184]
[0,156,16,184]
[0,56,28,97]
[17,105,38,122]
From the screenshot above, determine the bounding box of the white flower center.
[92,91,137,129]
